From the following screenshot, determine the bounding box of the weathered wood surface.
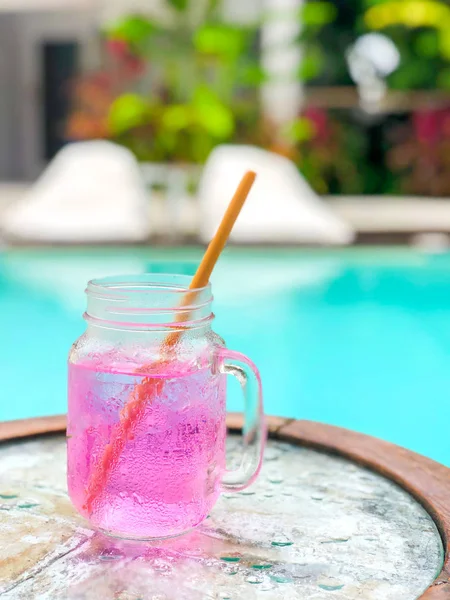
[0,416,446,599]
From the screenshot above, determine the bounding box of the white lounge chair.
[1,141,152,244]
[197,145,354,245]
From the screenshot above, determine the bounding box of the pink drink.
[67,359,226,539]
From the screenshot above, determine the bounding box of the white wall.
[0,0,94,10]
[0,15,22,179]
[0,9,98,180]
[261,0,303,126]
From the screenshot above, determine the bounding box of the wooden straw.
[84,170,257,514]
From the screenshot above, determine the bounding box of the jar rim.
[85,273,213,330]
[87,273,211,298]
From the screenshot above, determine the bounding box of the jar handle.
[218,348,266,492]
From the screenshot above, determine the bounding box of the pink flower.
[413,110,440,145]
[303,108,330,143]
[106,39,129,59]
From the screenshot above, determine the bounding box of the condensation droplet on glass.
[132,491,144,504]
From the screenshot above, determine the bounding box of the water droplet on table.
[259,581,275,592]
[220,556,241,563]
[264,447,282,461]
[223,566,239,576]
[270,574,293,584]
[245,575,263,584]
[267,476,284,484]
[153,558,172,573]
[99,548,124,561]
[318,584,345,591]
[271,535,293,547]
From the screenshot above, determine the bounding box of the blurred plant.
[295,1,450,195]
[298,0,364,86]
[387,109,450,195]
[299,0,450,90]
[364,1,450,90]
[68,1,262,164]
[282,109,368,194]
[66,43,145,141]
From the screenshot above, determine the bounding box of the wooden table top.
[0,415,449,600]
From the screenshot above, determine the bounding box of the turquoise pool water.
[1,247,449,465]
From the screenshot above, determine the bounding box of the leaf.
[108,94,151,135]
[300,2,337,27]
[193,86,235,138]
[238,63,268,86]
[194,24,247,58]
[438,68,450,89]
[298,46,325,81]
[439,29,450,60]
[282,118,315,144]
[161,104,193,131]
[166,0,189,12]
[414,30,440,58]
[106,16,155,45]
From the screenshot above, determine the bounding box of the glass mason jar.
[67,274,265,540]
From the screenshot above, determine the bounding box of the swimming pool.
[1,247,449,466]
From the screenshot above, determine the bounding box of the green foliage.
[300,2,337,27]
[107,16,155,50]
[105,0,260,163]
[193,86,234,138]
[167,0,189,11]
[414,30,440,57]
[109,94,151,135]
[194,24,247,58]
[437,68,450,88]
[298,46,325,81]
[299,0,450,90]
[282,118,316,144]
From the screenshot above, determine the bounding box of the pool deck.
[1,184,450,244]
